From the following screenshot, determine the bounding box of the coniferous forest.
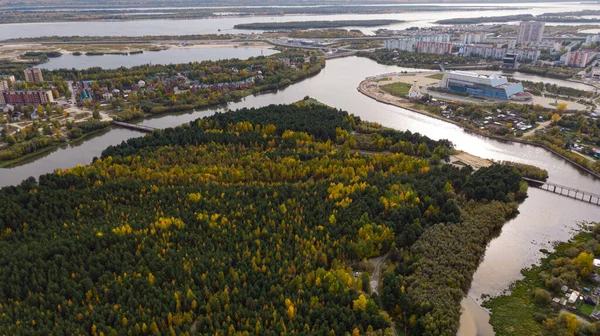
[0,100,524,335]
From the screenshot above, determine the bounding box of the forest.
[357,49,480,69]
[436,14,600,25]
[0,100,525,335]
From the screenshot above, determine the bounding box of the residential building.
[415,42,453,55]
[1,90,54,105]
[11,111,22,121]
[537,40,562,52]
[0,92,5,105]
[564,41,580,52]
[461,33,487,45]
[0,75,15,83]
[384,34,451,52]
[0,75,15,90]
[503,52,518,68]
[592,67,600,81]
[440,70,525,100]
[585,35,600,46]
[462,45,541,62]
[561,51,596,67]
[24,68,44,83]
[517,21,545,46]
[1,104,14,113]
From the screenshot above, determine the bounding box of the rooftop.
[448,70,506,80]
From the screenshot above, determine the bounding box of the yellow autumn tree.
[353,294,368,311]
[573,252,594,276]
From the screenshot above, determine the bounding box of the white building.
[568,291,580,304]
[407,78,422,99]
[440,71,525,100]
[461,33,487,45]
[462,45,541,62]
[384,34,451,52]
[517,21,545,46]
[138,80,146,88]
[0,75,16,83]
[585,35,600,47]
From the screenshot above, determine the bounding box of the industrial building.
[440,71,525,100]
[517,21,545,46]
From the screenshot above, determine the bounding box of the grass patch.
[426,73,444,80]
[579,303,595,316]
[380,82,413,97]
[375,77,391,82]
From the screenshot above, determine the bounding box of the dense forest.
[357,49,480,69]
[0,100,525,334]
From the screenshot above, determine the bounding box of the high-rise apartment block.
[24,68,44,83]
[517,21,545,46]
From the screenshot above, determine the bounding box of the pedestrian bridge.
[113,121,155,133]
[522,177,600,206]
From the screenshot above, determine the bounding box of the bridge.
[113,121,156,133]
[522,177,600,206]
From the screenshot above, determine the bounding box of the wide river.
[1,56,600,335]
[0,2,599,39]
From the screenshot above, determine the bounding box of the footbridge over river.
[113,121,155,133]
[522,177,600,206]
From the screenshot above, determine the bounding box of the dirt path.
[369,251,390,295]
[523,120,551,138]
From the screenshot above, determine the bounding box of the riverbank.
[485,222,600,335]
[0,125,111,168]
[357,78,600,180]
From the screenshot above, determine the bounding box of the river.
[1,2,598,39]
[38,46,278,70]
[2,57,600,335]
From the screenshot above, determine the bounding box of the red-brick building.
[1,90,54,105]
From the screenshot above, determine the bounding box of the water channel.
[0,2,598,39]
[2,56,600,336]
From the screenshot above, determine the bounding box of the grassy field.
[579,303,595,316]
[426,73,444,80]
[381,82,413,97]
